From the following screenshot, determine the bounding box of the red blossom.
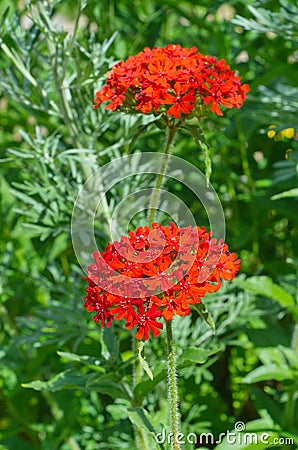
[94,44,249,119]
[126,303,163,340]
[83,223,240,341]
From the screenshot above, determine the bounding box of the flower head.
[94,44,249,119]
[83,223,240,340]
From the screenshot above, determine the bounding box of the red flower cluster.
[84,223,240,341]
[94,44,249,118]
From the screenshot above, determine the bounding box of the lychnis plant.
[82,44,249,449]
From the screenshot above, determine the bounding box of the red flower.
[83,223,240,340]
[94,44,249,119]
[126,303,163,340]
[83,280,114,328]
[160,83,197,118]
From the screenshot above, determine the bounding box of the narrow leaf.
[21,370,87,391]
[127,407,156,435]
[242,364,294,383]
[183,346,222,364]
[57,351,105,372]
[271,188,298,200]
[86,376,129,399]
[134,370,167,404]
[204,144,212,187]
[192,301,216,333]
[138,341,153,380]
[236,276,298,319]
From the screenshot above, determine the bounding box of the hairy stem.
[147,125,181,448]
[147,126,177,225]
[166,320,181,450]
[132,338,151,450]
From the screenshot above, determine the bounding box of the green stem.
[166,320,181,450]
[132,338,151,450]
[147,126,177,225]
[147,125,180,448]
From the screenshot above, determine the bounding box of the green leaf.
[242,364,294,383]
[182,346,222,364]
[250,387,284,427]
[1,43,38,87]
[236,276,298,320]
[0,438,34,450]
[137,341,153,380]
[271,188,298,200]
[22,369,129,399]
[100,327,119,360]
[0,6,10,29]
[127,407,156,435]
[21,369,87,391]
[204,145,212,187]
[57,351,105,373]
[134,369,167,404]
[128,121,157,151]
[86,375,129,399]
[192,301,216,333]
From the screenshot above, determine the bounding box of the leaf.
[204,145,212,187]
[57,351,105,373]
[233,2,298,38]
[0,6,10,29]
[242,364,294,383]
[271,188,298,200]
[100,327,119,360]
[182,346,222,364]
[0,438,34,450]
[127,407,156,435]
[128,122,155,151]
[134,369,167,404]
[250,387,284,427]
[192,301,216,333]
[137,341,153,380]
[1,43,38,87]
[10,187,43,209]
[236,276,298,320]
[86,376,129,399]
[22,369,129,399]
[21,369,87,391]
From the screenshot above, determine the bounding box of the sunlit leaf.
[192,301,216,334]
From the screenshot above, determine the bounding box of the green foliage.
[1,0,298,449]
[233,0,298,38]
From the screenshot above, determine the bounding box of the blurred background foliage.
[0,0,297,449]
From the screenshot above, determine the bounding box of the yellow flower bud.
[267,125,276,139]
[280,128,295,139]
